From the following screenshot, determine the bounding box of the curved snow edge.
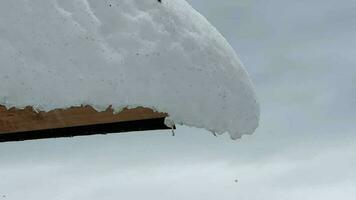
[0,0,260,140]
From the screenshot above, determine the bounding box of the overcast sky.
[1,0,355,199]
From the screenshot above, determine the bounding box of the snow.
[0,0,259,139]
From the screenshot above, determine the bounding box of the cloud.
[1,132,355,200]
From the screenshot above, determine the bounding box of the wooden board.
[0,105,170,142]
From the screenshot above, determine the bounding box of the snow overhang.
[0,0,260,142]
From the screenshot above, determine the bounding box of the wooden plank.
[0,118,170,143]
[0,105,170,142]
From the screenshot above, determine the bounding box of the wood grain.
[0,105,168,134]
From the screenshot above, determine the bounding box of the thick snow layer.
[0,0,259,139]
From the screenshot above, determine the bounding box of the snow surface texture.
[0,0,259,139]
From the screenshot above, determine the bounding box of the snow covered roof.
[0,0,259,140]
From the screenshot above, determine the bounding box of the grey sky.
[0,0,355,199]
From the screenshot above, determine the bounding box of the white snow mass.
[0,0,259,139]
